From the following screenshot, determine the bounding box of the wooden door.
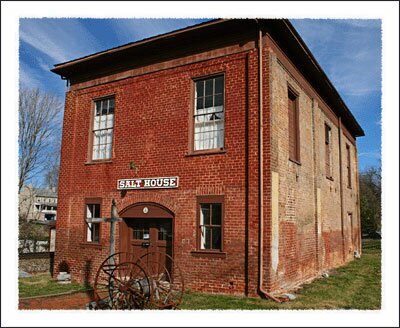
[124,218,172,272]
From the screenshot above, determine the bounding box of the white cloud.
[36,56,51,71]
[19,18,102,64]
[291,19,382,99]
[19,61,43,89]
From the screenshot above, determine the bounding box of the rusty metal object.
[139,252,184,309]
[92,252,184,310]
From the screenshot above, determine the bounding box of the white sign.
[117,176,179,190]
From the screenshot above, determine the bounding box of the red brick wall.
[55,51,262,296]
[55,31,361,297]
[266,34,361,293]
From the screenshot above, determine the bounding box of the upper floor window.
[288,88,300,163]
[92,97,114,160]
[346,144,352,188]
[325,123,332,179]
[193,75,224,151]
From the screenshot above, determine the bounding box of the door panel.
[123,218,172,271]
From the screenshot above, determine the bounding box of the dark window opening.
[288,89,300,162]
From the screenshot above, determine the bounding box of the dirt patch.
[19,290,95,310]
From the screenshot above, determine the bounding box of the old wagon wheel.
[138,252,184,309]
[108,261,151,309]
[93,252,149,309]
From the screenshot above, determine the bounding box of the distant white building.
[19,185,58,222]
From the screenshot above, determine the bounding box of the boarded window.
[325,124,332,178]
[288,89,299,162]
[346,144,351,188]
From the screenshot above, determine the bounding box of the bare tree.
[44,138,61,191]
[19,88,62,192]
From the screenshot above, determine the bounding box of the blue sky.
[19,18,382,175]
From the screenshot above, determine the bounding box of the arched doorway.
[119,202,174,270]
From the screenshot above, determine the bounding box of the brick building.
[51,19,364,297]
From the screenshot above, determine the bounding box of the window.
[288,89,300,162]
[325,124,332,178]
[346,144,351,188]
[193,75,224,151]
[197,196,223,251]
[92,97,114,160]
[348,212,354,245]
[86,203,100,243]
[133,224,150,240]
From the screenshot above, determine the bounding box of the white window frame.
[92,97,114,161]
[193,75,225,151]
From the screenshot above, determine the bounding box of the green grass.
[19,273,88,298]
[19,240,381,309]
[181,239,381,310]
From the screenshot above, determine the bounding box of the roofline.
[281,19,364,137]
[52,18,224,72]
[51,18,364,137]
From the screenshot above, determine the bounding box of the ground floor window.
[197,195,224,251]
[86,203,100,243]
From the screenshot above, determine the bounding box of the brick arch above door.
[120,202,174,219]
[116,192,178,217]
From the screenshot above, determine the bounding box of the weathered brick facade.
[52,19,363,297]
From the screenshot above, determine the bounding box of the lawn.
[19,239,381,309]
[19,273,88,298]
[181,239,381,310]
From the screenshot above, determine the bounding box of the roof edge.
[51,18,224,73]
[282,19,364,137]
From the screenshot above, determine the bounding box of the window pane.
[201,226,211,249]
[93,131,100,146]
[215,94,223,107]
[93,223,100,242]
[87,205,93,218]
[196,81,204,98]
[212,204,221,225]
[211,227,221,250]
[215,76,224,94]
[94,116,100,130]
[100,115,107,129]
[95,101,101,116]
[143,228,150,240]
[106,130,113,144]
[101,100,108,115]
[133,230,143,240]
[87,223,93,241]
[205,79,213,96]
[216,127,224,148]
[100,130,107,144]
[94,204,100,218]
[106,114,114,128]
[106,143,112,159]
[109,98,114,114]
[196,97,204,110]
[205,95,213,108]
[99,145,106,159]
[158,226,167,241]
[92,146,99,160]
[200,204,210,225]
